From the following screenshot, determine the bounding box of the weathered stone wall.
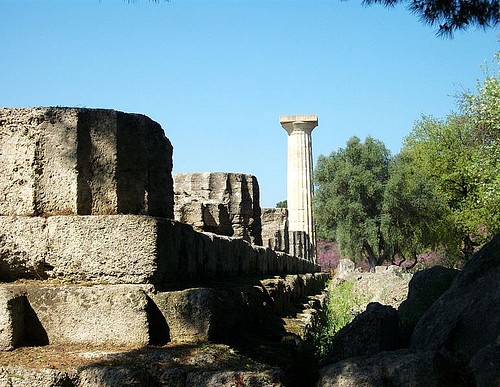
[0,215,319,284]
[261,208,289,252]
[0,272,329,349]
[174,172,262,245]
[0,107,174,218]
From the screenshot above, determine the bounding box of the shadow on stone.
[146,296,170,346]
[22,300,49,347]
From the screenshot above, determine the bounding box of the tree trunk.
[405,253,419,270]
[462,234,476,260]
[363,241,378,271]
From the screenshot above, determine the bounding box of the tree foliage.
[362,0,500,36]
[381,151,453,265]
[403,57,500,257]
[315,53,499,267]
[314,136,391,267]
[276,200,288,208]
[314,136,446,268]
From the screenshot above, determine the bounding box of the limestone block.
[152,288,217,343]
[261,208,289,252]
[45,215,165,284]
[77,367,150,387]
[0,216,47,281]
[0,288,24,351]
[0,214,320,284]
[0,367,74,387]
[23,284,150,346]
[174,173,262,244]
[0,107,173,217]
[185,370,283,387]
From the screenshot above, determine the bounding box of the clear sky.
[1,0,498,207]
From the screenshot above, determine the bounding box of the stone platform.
[0,343,284,386]
[0,273,328,349]
[0,215,319,285]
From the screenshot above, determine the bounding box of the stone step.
[0,215,320,285]
[0,273,329,350]
[0,343,284,386]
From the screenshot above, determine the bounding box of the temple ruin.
[280,115,318,262]
[0,107,327,385]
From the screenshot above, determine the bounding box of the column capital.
[280,115,318,135]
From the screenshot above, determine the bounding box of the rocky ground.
[318,235,500,387]
[332,260,413,312]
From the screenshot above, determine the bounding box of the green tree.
[314,136,390,268]
[381,151,454,266]
[403,60,500,258]
[362,0,500,36]
[276,200,287,208]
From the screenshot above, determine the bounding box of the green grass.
[312,279,365,359]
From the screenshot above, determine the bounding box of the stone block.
[152,288,217,343]
[0,367,74,387]
[174,173,262,244]
[0,288,24,351]
[45,215,164,284]
[0,107,173,217]
[0,216,47,281]
[185,370,283,387]
[23,284,150,346]
[261,208,289,252]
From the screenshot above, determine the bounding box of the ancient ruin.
[174,172,262,245]
[260,208,288,253]
[280,115,318,261]
[0,107,328,386]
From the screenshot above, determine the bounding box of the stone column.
[280,115,318,262]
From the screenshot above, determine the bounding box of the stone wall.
[0,107,174,218]
[174,172,262,245]
[0,215,319,285]
[261,207,289,252]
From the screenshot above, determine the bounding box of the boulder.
[318,349,466,387]
[468,343,500,387]
[322,302,403,365]
[411,235,500,366]
[398,265,460,342]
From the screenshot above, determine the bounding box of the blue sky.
[1,0,498,207]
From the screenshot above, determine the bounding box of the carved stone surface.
[0,107,173,218]
[260,208,288,252]
[280,115,317,262]
[174,172,262,245]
